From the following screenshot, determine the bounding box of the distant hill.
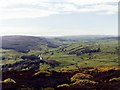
[1,36,58,53]
[1,35,118,53]
[56,35,118,41]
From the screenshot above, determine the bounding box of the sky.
[0,0,118,36]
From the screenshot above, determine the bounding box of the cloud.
[0,8,58,19]
[0,0,118,19]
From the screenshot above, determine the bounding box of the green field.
[1,38,119,71]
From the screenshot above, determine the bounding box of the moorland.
[0,35,120,90]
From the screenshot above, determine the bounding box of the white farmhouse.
[38,54,43,60]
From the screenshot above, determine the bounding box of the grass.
[1,39,119,71]
[1,38,120,90]
[2,59,22,65]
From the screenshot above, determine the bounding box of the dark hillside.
[1,36,58,53]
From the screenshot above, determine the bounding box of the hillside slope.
[1,36,58,53]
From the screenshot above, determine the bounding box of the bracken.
[71,79,97,86]
[109,77,120,82]
[34,71,51,76]
[71,73,93,82]
[3,78,16,84]
[57,84,70,88]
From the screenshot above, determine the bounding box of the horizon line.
[1,34,118,37]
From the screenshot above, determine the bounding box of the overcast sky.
[0,0,118,36]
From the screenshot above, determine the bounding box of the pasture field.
[1,36,120,90]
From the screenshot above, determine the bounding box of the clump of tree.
[68,47,101,56]
[21,55,39,60]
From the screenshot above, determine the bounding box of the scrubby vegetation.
[3,78,16,84]
[71,73,93,82]
[2,66,120,90]
[1,35,120,90]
